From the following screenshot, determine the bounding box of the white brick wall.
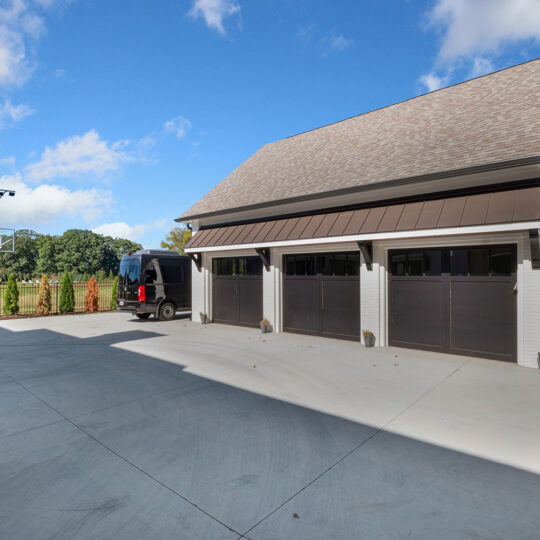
[262,253,278,331]
[360,254,381,346]
[190,254,209,323]
[521,234,540,368]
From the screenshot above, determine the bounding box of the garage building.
[179,60,540,368]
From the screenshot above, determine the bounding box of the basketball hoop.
[0,228,15,253]
[0,188,16,253]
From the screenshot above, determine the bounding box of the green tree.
[108,269,114,280]
[110,276,118,310]
[0,230,40,280]
[59,271,75,313]
[36,235,61,276]
[160,226,192,254]
[96,269,107,281]
[0,228,142,283]
[3,273,19,315]
[36,274,51,315]
[55,230,106,275]
[103,237,142,272]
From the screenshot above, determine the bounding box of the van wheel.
[158,302,176,321]
[135,313,151,320]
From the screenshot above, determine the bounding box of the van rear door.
[118,256,141,303]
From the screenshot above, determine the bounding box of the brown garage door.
[212,257,263,327]
[283,253,360,341]
[389,245,517,362]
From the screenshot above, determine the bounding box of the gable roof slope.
[179,59,540,221]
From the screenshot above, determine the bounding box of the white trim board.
[186,221,540,253]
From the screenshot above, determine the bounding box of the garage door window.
[391,247,515,277]
[286,255,316,276]
[213,257,263,276]
[390,250,442,276]
[450,246,516,276]
[285,252,360,276]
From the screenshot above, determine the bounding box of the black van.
[116,249,191,320]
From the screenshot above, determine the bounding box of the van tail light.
[138,285,146,302]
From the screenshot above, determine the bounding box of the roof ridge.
[282,57,540,142]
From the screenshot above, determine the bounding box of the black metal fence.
[0,281,115,316]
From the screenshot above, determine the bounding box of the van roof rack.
[133,249,182,256]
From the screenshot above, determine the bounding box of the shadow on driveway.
[0,326,539,539]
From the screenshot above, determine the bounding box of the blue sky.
[0,0,539,248]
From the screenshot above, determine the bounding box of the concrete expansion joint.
[240,356,472,538]
[0,365,243,538]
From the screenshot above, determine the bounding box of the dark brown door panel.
[213,277,239,325]
[212,257,263,328]
[321,278,360,340]
[283,253,361,341]
[389,246,517,362]
[449,278,516,361]
[389,278,446,351]
[283,277,320,335]
[238,278,263,328]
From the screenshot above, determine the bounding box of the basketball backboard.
[0,228,15,253]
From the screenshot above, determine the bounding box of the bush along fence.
[0,273,117,317]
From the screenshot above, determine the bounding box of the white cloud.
[328,35,353,53]
[164,115,192,140]
[0,23,31,87]
[24,129,130,182]
[0,172,112,226]
[419,0,540,93]
[0,0,73,91]
[419,72,448,92]
[0,98,33,128]
[427,0,540,62]
[189,0,241,36]
[469,56,495,78]
[0,155,16,166]
[298,24,315,43]
[299,25,353,57]
[0,0,44,88]
[93,219,168,242]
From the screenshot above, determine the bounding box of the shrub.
[110,276,118,310]
[108,269,114,280]
[85,276,99,312]
[3,273,18,315]
[96,269,106,282]
[59,271,75,313]
[36,274,51,315]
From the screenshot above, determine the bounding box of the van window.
[143,261,158,284]
[119,259,140,284]
[161,260,184,283]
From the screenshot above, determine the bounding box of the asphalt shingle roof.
[179,59,540,221]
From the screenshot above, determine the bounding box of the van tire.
[158,302,176,321]
[135,313,151,320]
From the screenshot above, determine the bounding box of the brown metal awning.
[186,186,540,250]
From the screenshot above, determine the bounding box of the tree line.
[0,229,142,281]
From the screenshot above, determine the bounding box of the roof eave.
[175,155,540,223]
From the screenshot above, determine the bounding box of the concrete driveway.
[1,313,539,539]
